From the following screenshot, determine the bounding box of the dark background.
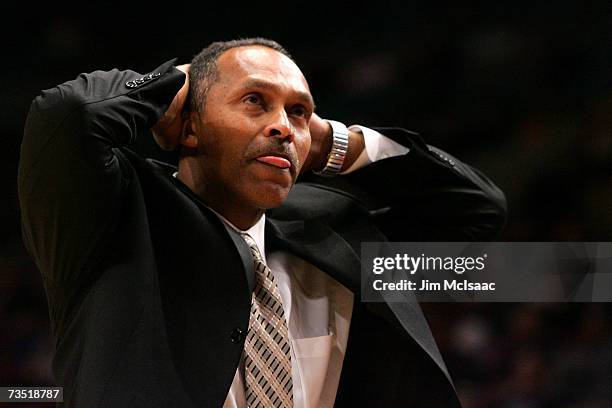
[2,3,612,407]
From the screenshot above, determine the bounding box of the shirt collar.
[214,210,267,264]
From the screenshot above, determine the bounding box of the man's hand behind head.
[301,114,365,175]
[301,113,332,173]
[151,64,190,150]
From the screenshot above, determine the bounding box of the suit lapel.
[266,218,362,294]
[223,224,256,293]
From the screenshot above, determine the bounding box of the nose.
[263,110,295,143]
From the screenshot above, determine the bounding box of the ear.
[179,111,199,149]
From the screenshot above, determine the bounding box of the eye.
[243,93,263,105]
[290,104,309,118]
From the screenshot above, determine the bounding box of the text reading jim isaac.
[19,38,506,407]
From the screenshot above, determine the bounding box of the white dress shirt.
[215,126,409,408]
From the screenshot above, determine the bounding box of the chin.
[250,183,292,209]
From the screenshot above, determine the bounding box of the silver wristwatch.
[313,120,349,177]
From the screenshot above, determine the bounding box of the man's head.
[178,38,314,228]
[187,38,293,113]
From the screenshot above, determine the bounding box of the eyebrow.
[241,78,316,111]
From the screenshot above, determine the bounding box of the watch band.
[313,120,349,177]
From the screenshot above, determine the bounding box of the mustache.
[245,139,300,169]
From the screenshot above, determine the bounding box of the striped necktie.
[241,233,293,407]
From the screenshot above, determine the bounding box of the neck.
[177,159,264,230]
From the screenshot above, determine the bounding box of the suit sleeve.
[18,59,185,302]
[303,127,507,240]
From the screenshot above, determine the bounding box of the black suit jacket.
[18,59,506,407]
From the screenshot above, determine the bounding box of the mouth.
[255,154,293,170]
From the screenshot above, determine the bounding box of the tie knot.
[241,233,263,261]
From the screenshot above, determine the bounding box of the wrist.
[340,129,365,172]
[313,120,349,177]
[314,125,334,171]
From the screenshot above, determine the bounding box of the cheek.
[200,120,251,162]
[296,134,311,166]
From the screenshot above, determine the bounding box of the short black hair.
[188,38,292,112]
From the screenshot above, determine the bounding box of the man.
[18,38,506,407]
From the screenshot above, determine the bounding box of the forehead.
[215,46,311,95]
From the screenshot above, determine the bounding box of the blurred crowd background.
[2,3,611,407]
